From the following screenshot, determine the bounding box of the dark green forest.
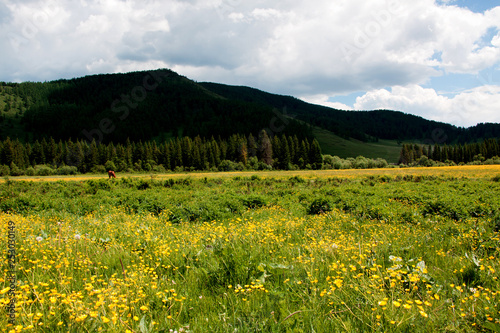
[0,132,324,176]
[2,68,500,145]
[1,69,312,143]
[399,138,500,165]
[199,83,500,143]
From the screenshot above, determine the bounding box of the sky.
[0,0,499,128]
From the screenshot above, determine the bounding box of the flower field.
[1,167,500,332]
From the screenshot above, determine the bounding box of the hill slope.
[1,69,500,162]
[3,69,312,143]
[200,82,500,144]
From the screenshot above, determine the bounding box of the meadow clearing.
[1,165,500,332]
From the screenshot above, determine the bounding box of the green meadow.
[1,167,499,332]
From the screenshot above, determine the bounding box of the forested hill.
[200,82,500,143]
[1,68,500,146]
[1,69,311,143]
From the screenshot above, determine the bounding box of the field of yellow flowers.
[1,167,500,332]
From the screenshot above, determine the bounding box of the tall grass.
[1,172,499,332]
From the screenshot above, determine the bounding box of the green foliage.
[8,70,312,143]
[0,165,9,176]
[34,165,54,176]
[0,134,323,173]
[1,172,500,332]
[201,82,500,144]
[400,139,500,166]
[308,197,333,215]
[55,165,78,175]
[105,160,116,171]
[241,195,268,209]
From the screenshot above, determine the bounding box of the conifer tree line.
[399,138,500,165]
[0,130,324,176]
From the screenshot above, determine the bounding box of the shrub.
[308,198,333,215]
[257,161,272,171]
[289,175,305,184]
[9,162,24,176]
[153,165,166,173]
[25,167,35,176]
[219,160,245,172]
[35,165,54,176]
[485,157,500,165]
[85,179,112,194]
[241,195,267,209]
[137,179,151,190]
[90,165,106,174]
[105,160,116,171]
[56,166,78,175]
[0,165,10,176]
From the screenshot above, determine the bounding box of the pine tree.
[0,137,14,165]
[293,136,300,165]
[31,140,45,165]
[399,144,412,164]
[87,140,99,170]
[258,130,273,165]
[247,134,257,158]
[272,135,281,168]
[280,135,291,169]
[239,142,248,166]
[309,139,323,170]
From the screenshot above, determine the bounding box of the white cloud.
[300,94,354,111]
[0,0,499,126]
[352,84,500,127]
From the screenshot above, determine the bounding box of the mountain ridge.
[1,68,499,162]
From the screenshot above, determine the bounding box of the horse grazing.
[108,170,116,179]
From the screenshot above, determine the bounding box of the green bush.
[25,167,35,176]
[105,160,116,171]
[241,195,267,209]
[153,165,166,173]
[137,179,151,190]
[56,166,78,175]
[0,165,10,176]
[308,198,332,215]
[90,165,106,174]
[219,160,245,172]
[35,165,54,176]
[86,179,112,194]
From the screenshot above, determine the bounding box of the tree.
[30,140,45,165]
[247,134,257,158]
[399,144,412,165]
[105,160,116,171]
[309,139,323,170]
[258,130,273,165]
[0,137,14,165]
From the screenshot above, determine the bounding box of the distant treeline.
[399,138,500,165]
[0,131,324,176]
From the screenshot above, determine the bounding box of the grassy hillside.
[313,126,403,163]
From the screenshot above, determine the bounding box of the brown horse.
[108,170,116,179]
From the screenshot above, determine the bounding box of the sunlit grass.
[2,164,500,183]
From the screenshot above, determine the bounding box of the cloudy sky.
[1,0,499,127]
